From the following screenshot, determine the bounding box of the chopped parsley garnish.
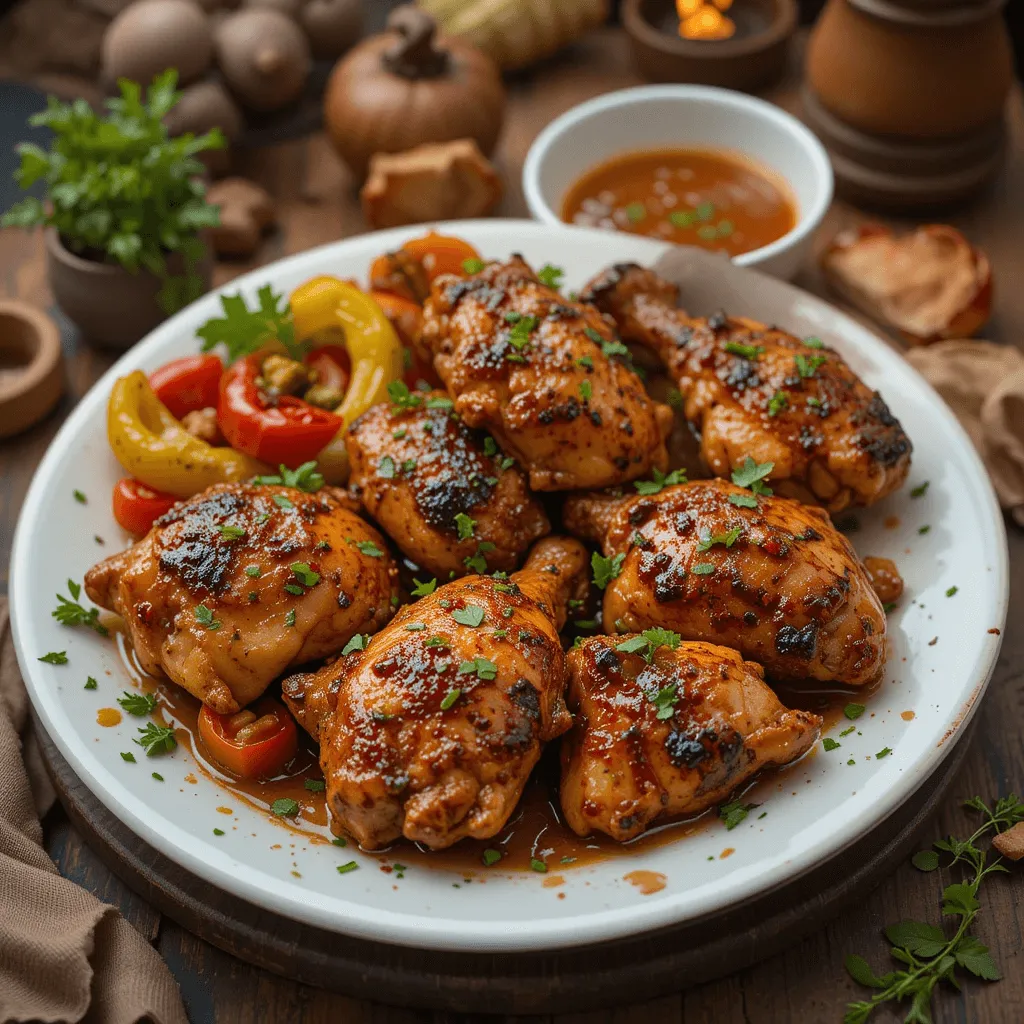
[304,779,326,792]
[440,688,461,710]
[499,456,515,472]
[272,798,299,817]
[216,524,245,541]
[452,604,485,627]
[120,751,136,763]
[336,861,359,874]
[583,326,604,346]
[651,683,678,720]
[615,627,681,664]
[634,466,687,495]
[482,849,502,867]
[807,396,822,409]
[253,461,323,492]
[392,428,407,440]
[84,676,97,690]
[387,380,422,410]
[537,263,564,288]
[696,526,742,552]
[378,455,396,479]
[290,562,320,587]
[73,489,87,504]
[272,494,294,510]
[284,609,296,627]
[332,837,347,847]
[135,722,177,756]
[424,636,449,649]
[911,481,930,498]
[876,747,892,759]
[802,336,824,349]
[946,586,959,598]
[731,456,774,495]
[719,799,757,830]
[454,513,476,540]
[284,584,304,596]
[244,565,261,578]
[724,341,764,360]
[213,828,225,836]
[844,703,866,720]
[823,737,841,752]
[692,562,715,576]
[576,355,594,370]
[425,395,453,410]
[194,604,221,630]
[795,352,828,378]
[354,540,384,558]
[624,201,646,223]
[840,726,856,737]
[197,284,303,363]
[505,313,538,354]
[918,525,931,535]
[117,691,158,716]
[602,339,631,359]
[52,579,108,635]
[767,391,789,417]
[411,577,437,597]
[530,857,548,873]
[401,458,417,473]
[458,656,497,681]
[152,772,164,781]
[883,602,897,613]
[342,634,368,655]
[592,551,625,590]
[463,542,495,574]
[462,257,484,274]
[578,379,592,402]
[404,622,426,632]
[728,492,758,509]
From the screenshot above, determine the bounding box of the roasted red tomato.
[305,344,351,395]
[217,355,342,467]
[148,355,223,419]
[112,478,178,536]
[198,697,298,780]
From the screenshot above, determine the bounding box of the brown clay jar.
[806,0,1013,139]
[46,231,213,349]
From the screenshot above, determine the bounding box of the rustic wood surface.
[0,26,1022,1024]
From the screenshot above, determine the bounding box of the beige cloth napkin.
[0,600,187,1024]
[906,341,1024,527]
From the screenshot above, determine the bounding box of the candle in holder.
[676,0,737,40]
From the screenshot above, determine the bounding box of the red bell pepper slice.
[148,355,224,420]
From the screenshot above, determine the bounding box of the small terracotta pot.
[0,299,63,438]
[46,230,213,349]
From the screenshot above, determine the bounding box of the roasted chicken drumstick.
[419,256,674,491]
[282,536,588,850]
[561,635,821,841]
[564,479,886,686]
[581,263,912,512]
[346,390,549,578]
[85,483,398,713]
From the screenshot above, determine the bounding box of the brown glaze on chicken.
[561,637,821,841]
[419,256,674,491]
[85,483,398,713]
[581,263,912,512]
[564,479,886,685]
[281,536,589,850]
[345,391,549,578]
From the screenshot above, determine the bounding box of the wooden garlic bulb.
[323,4,505,180]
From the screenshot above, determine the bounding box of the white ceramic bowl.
[523,85,834,280]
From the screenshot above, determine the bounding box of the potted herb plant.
[2,71,224,349]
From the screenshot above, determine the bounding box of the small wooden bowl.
[0,299,63,438]
[623,0,797,92]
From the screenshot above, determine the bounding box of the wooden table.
[1,27,1022,1024]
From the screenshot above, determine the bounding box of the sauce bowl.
[523,85,833,279]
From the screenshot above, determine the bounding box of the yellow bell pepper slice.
[290,276,404,482]
[108,371,265,498]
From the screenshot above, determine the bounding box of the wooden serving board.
[38,720,974,1015]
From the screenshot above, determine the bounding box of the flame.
[676,0,736,40]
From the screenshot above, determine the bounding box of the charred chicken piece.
[85,483,398,713]
[281,536,589,850]
[581,263,912,512]
[561,635,821,841]
[345,391,549,578]
[564,478,886,686]
[419,256,674,492]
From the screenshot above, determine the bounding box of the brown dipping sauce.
[562,148,796,258]
[117,631,875,876]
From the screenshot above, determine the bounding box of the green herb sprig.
[198,284,303,364]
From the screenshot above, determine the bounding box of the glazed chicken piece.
[346,391,549,578]
[561,636,821,841]
[281,536,588,850]
[85,483,398,713]
[564,478,886,685]
[580,263,912,512]
[419,256,674,491]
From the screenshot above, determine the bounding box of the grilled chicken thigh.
[581,264,912,512]
[564,479,886,685]
[85,483,398,713]
[419,256,674,491]
[561,636,821,841]
[346,391,549,578]
[281,536,588,850]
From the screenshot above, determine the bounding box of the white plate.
[10,220,1008,953]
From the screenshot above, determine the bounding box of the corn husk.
[417,0,608,70]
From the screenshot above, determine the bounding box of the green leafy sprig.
[844,795,1024,1024]
[2,71,223,314]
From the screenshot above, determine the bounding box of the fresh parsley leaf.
[120,751,136,763]
[73,489,87,504]
[284,608,296,627]
[341,633,367,655]
[724,341,764,360]
[576,355,594,370]
[651,683,678,720]
[463,542,495,574]
[462,257,484,274]
[844,703,866,720]
[117,691,158,716]
[452,605,485,628]
[578,379,592,402]
[875,746,892,759]
[271,798,299,817]
[911,481,930,499]
[946,586,959,598]
[719,800,757,830]
[530,857,548,873]
[440,688,461,710]
[615,627,680,664]
[38,651,68,665]
[52,580,108,635]
[537,263,564,288]
[387,380,422,410]
[696,526,742,552]
[272,494,294,510]
[252,461,324,492]
[378,455,396,479]
[482,848,502,867]
[728,492,759,509]
[731,457,774,495]
[454,512,476,540]
[592,551,625,590]
[355,540,384,558]
[794,352,827,379]
[634,466,687,495]
[336,860,359,874]
[692,563,715,575]
[290,562,320,588]
[217,524,245,541]
[198,284,303,363]
[767,390,789,417]
[823,737,841,752]
[135,722,177,756]
[411,577,437,597]
[84,676,98,690]
[458,656,497,681]
[803,336,825,349]
[194,604,220,630]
